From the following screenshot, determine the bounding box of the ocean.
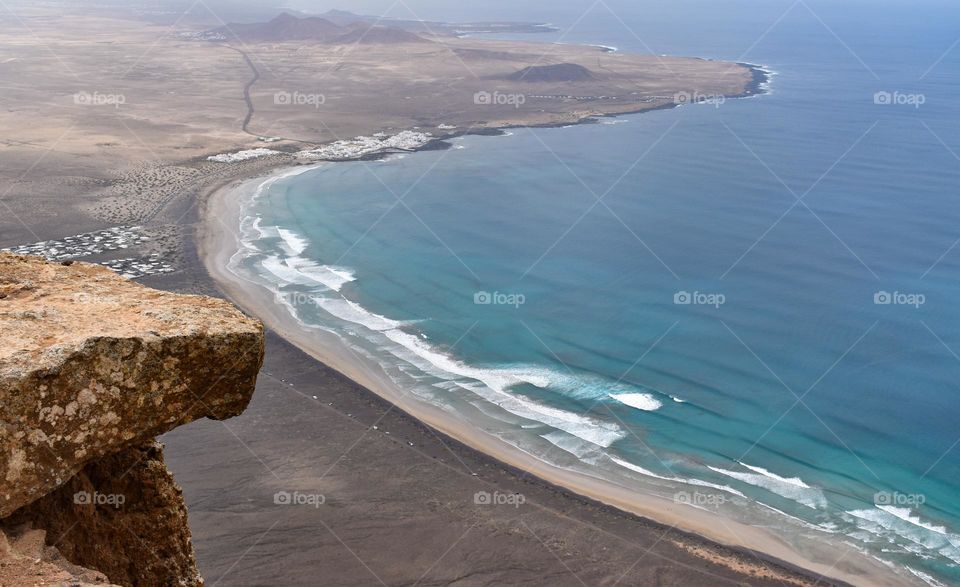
[229,1,960,584]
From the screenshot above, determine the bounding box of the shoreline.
[255,61,774,163]
[196,156,909,587]
[447,62,772,149]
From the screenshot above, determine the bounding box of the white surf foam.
[277,227,309,255]
[252,217,279,239]
[296,262,356,291]
[672,477,747,499]
[610,456,746,498]
[739,463,812,488]
[609,455,675,481]
[542,430,604,460]
[878,506,951,536]
[755,501,833,533]
[260,255,309,284]
[232,166,324,272]
[610,393,662,411]
[707,463,826,509]
[315,297,406,332]
[906,566,948,587]
[847,513,959,565]
[244,165,322,214]
[845,507,960,565]
[381,328,625,447]
[258,255,356,291]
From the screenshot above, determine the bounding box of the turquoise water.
[232,1,960,583]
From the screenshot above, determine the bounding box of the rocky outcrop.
[0,253,264,585]
[505,63,596,82]
[0,523,120,586]
[5,441,201,586]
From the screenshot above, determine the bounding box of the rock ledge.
[0,253,265,585]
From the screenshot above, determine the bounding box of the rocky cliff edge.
[0,253,265,585]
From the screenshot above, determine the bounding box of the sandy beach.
[196,165,904,587]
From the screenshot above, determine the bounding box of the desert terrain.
[0,5,755,232]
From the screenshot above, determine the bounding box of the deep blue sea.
[233,1,960,583]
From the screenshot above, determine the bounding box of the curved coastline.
[275,61,775,163]
[197,157,913,587]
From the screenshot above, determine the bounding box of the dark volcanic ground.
[162,330,823,587]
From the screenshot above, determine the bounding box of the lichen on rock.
[0,253,265,585]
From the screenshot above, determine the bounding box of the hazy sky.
[283,0,615,23]
[282,0,934,21]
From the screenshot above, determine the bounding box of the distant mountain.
[211,13,430,44]
[334,25,432,45]
[275,10,557,38]
[505,63,596,82]
[214,13,342,41]
[318,9,366,27]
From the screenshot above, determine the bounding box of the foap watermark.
[473,490,526,508]
[675,91,726,108]
[273,490,326,508]
[874,291,925,308]
[73,91,126,109]
[674,491,728,508]
[72,292,121,305]
[280,291,320,308]
[674,290,726,308]
[474,291,525,308]
[74,491,125,508]
[874,491,925,507]
[274,91,326,108]
[873,91,925,109]
[474,91,526,108]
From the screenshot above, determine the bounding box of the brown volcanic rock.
[505,62,596,82]
[220,13,345,42]
[6,441,202,587]
[332,25,431,45]
[0,253,264,517]
[0,523,120,586]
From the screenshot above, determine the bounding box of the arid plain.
[0,5,755,233]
